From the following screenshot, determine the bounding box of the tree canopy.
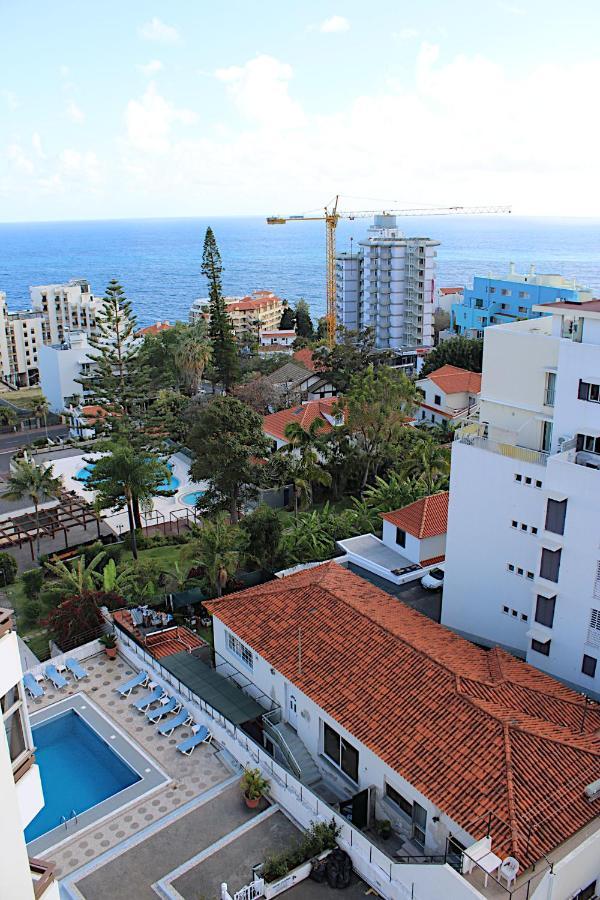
[294,299,314,338]
[313,327,392,392]
[202,227,239,391]
[420,336,483,377]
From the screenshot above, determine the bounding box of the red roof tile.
[263,398,341,441]
[138,321,171,335]
[381,492,449,538]
[422,364,482,395]
[206,563,600,867]
[439,287,464,295]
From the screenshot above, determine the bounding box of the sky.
[1,0,599,222]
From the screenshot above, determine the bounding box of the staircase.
[273,721,322,787]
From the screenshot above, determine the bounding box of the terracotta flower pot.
[105,647,117,659]
[244,793,260,809]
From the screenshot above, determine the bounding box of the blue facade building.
[451,264,591,337]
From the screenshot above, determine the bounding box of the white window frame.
[225,630,254,670]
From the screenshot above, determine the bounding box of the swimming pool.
[181,490,206,506]
[25,710,140,844]
[76,461,180,491]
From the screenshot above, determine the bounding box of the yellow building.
[189,290,284,340]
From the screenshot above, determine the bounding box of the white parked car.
[421,566,444,591]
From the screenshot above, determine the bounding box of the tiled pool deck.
[27,651,231,879]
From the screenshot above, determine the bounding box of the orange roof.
[263,398,340,441]
[261,330,295,337]
[81,404,108,422]
[227,295,283,312]
[138,321,171,335]
[292,348,318,371]
[381,491,449,537]
[439,287,464,295]
[206,563,600,867]
[422,364,482,395]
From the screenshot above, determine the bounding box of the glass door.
[412,801,427,848]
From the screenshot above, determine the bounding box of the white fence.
[24,637,104,680]
[115,629,477,900]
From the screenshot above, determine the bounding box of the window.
[489,287,496,294]
[515,474,522,482]
[508,563,515,572]
[323,722,359,782]
[521,523,527,531]
[531,638,551,656]
[434,394,442,406]
[396,528,406,548]
[582,654,597,678]
[503,605,509,613]
[225,631,253,669]
[525,476,532,485]
[587,608,600,647]
[535,594,556,627]
[511,520,518,528]
[535,480,543,489]
[518,306,528,314]
[521,614,528,622]
[576,433,600,454]
[540,547,561,583]
[501,288,511,296]
[517,567,524,576]
[527,571,534,580]
[519,291,530,299]
[531,527,538,535]
[1,684,30,773]
[578,380,600,403]
[385,783,412,818]
[545,498,567,535]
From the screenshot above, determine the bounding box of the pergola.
[0,491,101,561]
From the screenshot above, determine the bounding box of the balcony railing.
[456,425,549,466]
[29,857,56,900]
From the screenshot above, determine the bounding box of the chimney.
[529,264,536,276]
[509,262,515,275]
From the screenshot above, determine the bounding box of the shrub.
[261,819,340,882]
[103,543,124,564]
[22,599,43,627]
[21,568,44,600]
[82,541,105,566]
[0,552,18,586]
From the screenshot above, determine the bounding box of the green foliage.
[232,374,278,414]
[100,632,117,649]
[261,819,340,883]
[240,767,269,800]
[22,599,43,627]
[1,459,63,554]
[202,227,239,391]
[44,550,107,601]
[0,552,18,586]
[363,471,428,514]
[83,541,123,566]
[188,396,270,522]
[313,326,392,392]
[420,336,483,377]
[279,304,296,330]
[183,514,245,597]
[294,299,314,338]
[400,436,451,494]
[239,505,282,571]
[21,568,44,600]
[151,390,192,443]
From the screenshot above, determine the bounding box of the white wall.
[529,829,600,900]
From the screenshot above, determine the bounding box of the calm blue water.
[1,216,599,328]
[25,710,140,843]
[76,462,179,491]
[181,489,206,506]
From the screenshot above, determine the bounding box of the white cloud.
[59,65,70,78]
[215,55,305,128]
[318,15,350,33]
[32,133,45,159]
[1,89,18,110]
[138,60,164,77]
[66,100,85,123]
[59,148,101,183]
[498,1,526,14]
[125,83,196,153]
[139,17,179,43]
[6,144,34,175]
[394,27,419,39]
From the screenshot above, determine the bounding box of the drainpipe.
[545,871,555,900]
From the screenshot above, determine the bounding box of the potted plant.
[240,767,269,809]
[100,633,117,659]
[375,818,392,840]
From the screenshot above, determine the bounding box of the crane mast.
[267,198,510,348]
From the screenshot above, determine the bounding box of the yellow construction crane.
[267,196,511,346]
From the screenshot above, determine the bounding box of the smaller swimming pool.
[181,490,206,506]
[76,461,180,491]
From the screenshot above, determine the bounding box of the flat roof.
[160,651,265,725]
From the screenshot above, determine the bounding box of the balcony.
[456,425,549,467]
[29,857,57,900]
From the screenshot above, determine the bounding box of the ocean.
[0,215,599,328]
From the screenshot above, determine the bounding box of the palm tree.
[0,406,18,430]
[283,417,326,453]
[174,327,212,395]
[183,514,244,597]
[44,550,106,599]
[363,471,425,513]
[31,395,50,440]
[400,438,451,494]
[2,459,62,554]
[284,419,331,515]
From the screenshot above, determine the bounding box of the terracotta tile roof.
[422,364,482,395]
[261,330,295,337]
[537,299,600,312]
[81,404,109,422]
[137,321,171,335]
[292,348,318,371]
[263,398,341,441]
[439,287,463,295]
[226,294,283,312]
[381,492,449,538]
[420,553,445,566]
[206,563,600,867]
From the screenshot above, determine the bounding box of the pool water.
[76,461,180,491]
[24,710,140,843]
[181,490,206,506]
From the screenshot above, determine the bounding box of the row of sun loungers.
[115,671,212,755]
[23,659,89,698]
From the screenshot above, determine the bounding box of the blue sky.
[1,0,598,221]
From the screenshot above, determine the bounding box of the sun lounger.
[116,671,149,697]
[176,725,212,755]
[157,707,192,736]
[23,673,44,698]
[65,658,88,680]
[45,665,68,689]
[147,696,180,723]
[132,686,164,711]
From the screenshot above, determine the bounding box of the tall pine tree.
[202,228,239,392]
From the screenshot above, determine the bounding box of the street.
[0,424,69,474]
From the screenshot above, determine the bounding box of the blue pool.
[181,490,205,506]
[25,710,140,843]
[76,461,180,491]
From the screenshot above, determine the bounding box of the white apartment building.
[37,331,94,413]
[30,279,100,346]
[0,608,58,900]
[443,296,600,698]
[336,216,439,350]
[0,292,44,387]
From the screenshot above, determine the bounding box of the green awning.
[160,651,265,726]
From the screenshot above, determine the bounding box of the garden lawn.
[120,544,185,567]
[3,578,50,660]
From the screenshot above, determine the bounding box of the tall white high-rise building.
[29,279,100,346]
[0,292,44,387]
[443,295,600,697]
[336,216,439,349]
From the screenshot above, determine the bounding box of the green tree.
[188,397,270,523]
[0,552,18,586]
[0,407,19,429]
[239,505,282,571]
[31,395,50,439]
[152,389,190,443]
[294,299,314,338]
[282,417,332,514]
[1,460,62,554]
[363,471,426,513]
[400,437,451,494]
[313,327,392,392]
[82,441,172,559]
[183,514,244,597]
[341,366,420,489]
[44,550,107,601]
[202,227,239,392]
[420,336,483,377]
[279,304,296,331]
[173,322,212,394]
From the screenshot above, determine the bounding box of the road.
[0,424,69,474]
